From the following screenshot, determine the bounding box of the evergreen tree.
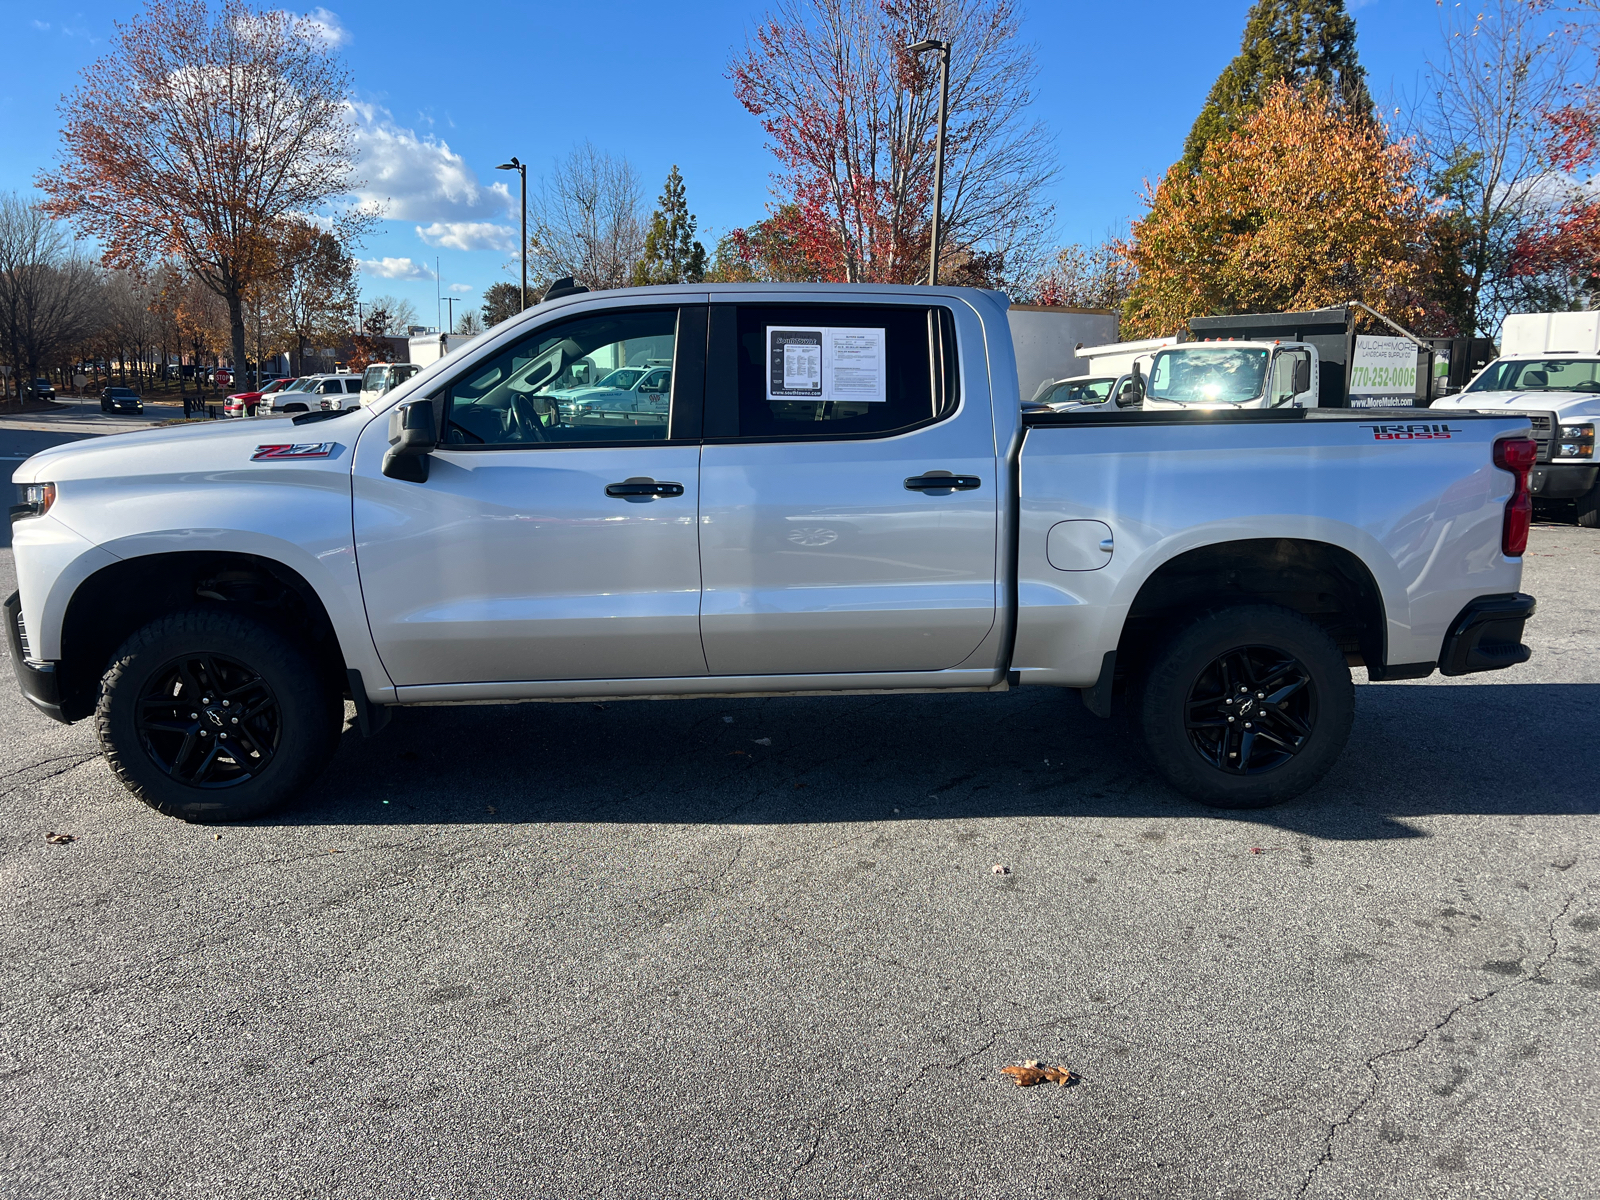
[632,165,707,286]
[481,281,521,328]
[1182,0,1373,171]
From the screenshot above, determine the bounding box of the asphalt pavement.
[0,419,1595,1199]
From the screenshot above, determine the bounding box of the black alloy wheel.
[1132,603,1354,809]
[1183,645,1315,775]
[135,652,282,787]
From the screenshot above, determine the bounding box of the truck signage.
[1349,336,1419,407]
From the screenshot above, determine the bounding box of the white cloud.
[32,20,50,30]
[302,7,350,46]
[416,221,517,252]
[359,257,434,281]
[348,102,510,224]
[448,283,473,294]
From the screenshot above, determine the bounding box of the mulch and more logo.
[1360,423,1462,441]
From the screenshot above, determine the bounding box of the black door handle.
[904,473,982,492]
[605,479,684,498]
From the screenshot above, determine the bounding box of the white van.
[359,362,422,408]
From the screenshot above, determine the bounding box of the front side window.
[442,308,678,447]
[1270,350,1310,403]
[1147,347,1269,405]
[723,304,957,439]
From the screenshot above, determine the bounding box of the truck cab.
[1432,313,1600,524]
[1141,341,1318,411]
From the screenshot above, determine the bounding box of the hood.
[9,409,373,486]
[1432,390,1600,420]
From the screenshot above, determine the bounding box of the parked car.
[224,377,295,418]
[6,283,1538,824]
[1029,374,1119,410]
[255,374,358,415]
[100,387,144,415]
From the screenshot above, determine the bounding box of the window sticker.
[766,326,886,402]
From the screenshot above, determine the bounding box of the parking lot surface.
[0,454,1595,1196]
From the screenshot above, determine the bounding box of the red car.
[223,377,295,418]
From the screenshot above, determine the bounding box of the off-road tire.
[1576,483,1600,529]
[1132,603,1354,809]
[96,609,341,822]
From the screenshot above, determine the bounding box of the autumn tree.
[481,282,521,327]
[1032,241,1138,309]
[632,166,708,286]
[264,217,356,374]
[1122,84,1437,339]
[364,293,419,333]
[1508,99,1600,305]
[1414,0,1593,332]
[41,0,367,381]
[1183,0,1372,171]
[708,207,824,283]
[729,0,1055,287]
[526,143,645,291]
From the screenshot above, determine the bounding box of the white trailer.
[406,333,477,368]
[1006,305,1120,402]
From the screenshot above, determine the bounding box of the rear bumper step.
[1438,593,1536,677]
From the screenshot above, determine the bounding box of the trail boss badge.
[251,443,338,461]
[1359,423,1462,441]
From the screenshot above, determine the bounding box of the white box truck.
[1007,305,1120,403]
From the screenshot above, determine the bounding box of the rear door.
[696,300,998,677]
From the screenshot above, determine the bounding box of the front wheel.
[96,609,342,821]
[1132,604,1354,809]
[1576,483,1600,529]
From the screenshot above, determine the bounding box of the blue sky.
[6,0,1451,327]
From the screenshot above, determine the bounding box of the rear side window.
[714,304,959,440]
[346,379,362,392]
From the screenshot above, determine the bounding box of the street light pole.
[907,38,951,286]
[496,157,528,311]
[444,295,460,334]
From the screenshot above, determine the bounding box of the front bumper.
[1438,593,1535,677]
[1530,464,1598,499]
[4,591,68,723]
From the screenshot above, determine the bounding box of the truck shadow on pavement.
[273,680,1600,841]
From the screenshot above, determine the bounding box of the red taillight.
[1493,436,1537,557]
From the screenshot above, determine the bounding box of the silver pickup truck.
[7,284,1538,822]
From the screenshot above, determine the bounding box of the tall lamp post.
[907,38,951,286]
[496,157,528,311]
[444,295,461,334]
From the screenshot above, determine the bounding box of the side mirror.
[383,399,437,482]
[1292,357,1312,395]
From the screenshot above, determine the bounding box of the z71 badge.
[251,443,338,461]
[1359,423,1461,441]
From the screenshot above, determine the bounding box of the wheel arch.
[55,550,350,721]
[1115,537,1388,685]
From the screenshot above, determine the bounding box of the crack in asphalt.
[1294,889,1584,1197]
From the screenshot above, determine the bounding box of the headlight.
[10,483,56,521]
[1556,424,1594,459]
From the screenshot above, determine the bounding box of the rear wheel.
[1132,604,1354,809]
[96,609,341,821]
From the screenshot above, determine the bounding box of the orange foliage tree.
[1121,84,1446,339]
[40,0,364,380]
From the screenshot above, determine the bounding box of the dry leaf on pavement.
[1001,1063,1076,1088]
[44,832,75,845]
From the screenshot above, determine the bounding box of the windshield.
[1147,347,1269,404]
[594,368,645,390]
[362,365,387,390]
[260,379,290,393]
[1466,358,1600,394]
[1043,377,1115,406]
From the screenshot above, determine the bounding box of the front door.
[697,301,998,677]
[353,304,708,686]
